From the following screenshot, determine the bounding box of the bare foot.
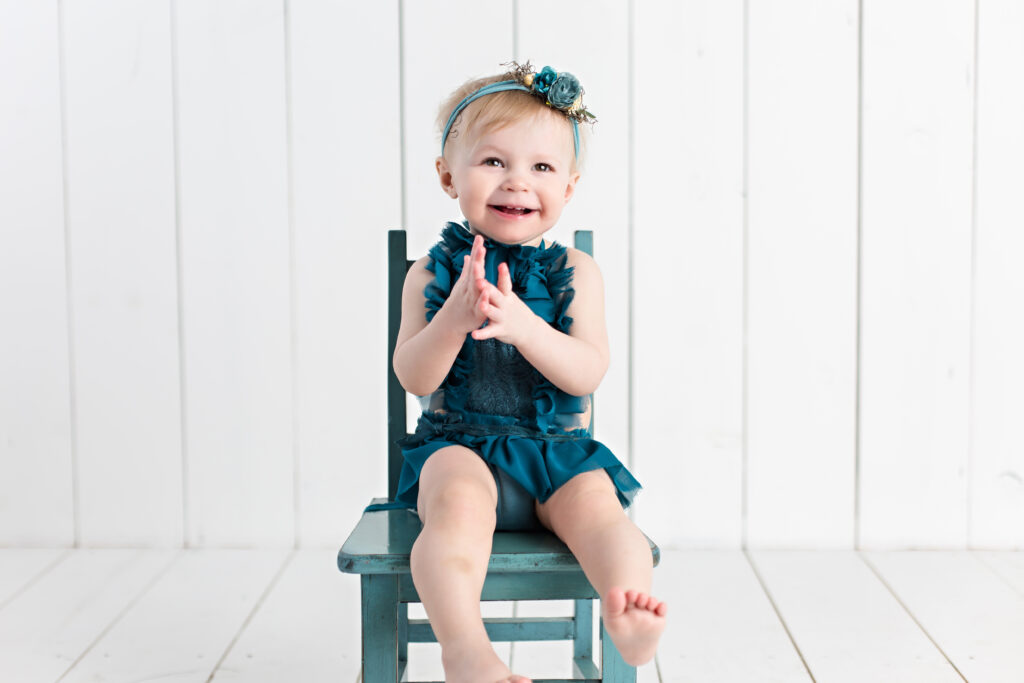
[441,639,532,683]
[602,587,667,666]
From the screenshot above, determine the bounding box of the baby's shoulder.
[562,246,603,281]
[409,254,432,273]
[403,255,435,295]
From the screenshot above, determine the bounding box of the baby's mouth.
[490,205,535,216]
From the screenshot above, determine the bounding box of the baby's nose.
[501,173,529,191]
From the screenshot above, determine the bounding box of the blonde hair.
[436,73,587,170]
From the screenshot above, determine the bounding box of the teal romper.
[392,222,642,529]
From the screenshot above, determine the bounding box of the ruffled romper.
[392,222,641,529]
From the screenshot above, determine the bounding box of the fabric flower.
[547,73,581,110]
[533,66,558,94]
[500,60,597,125]
[532,382,559,432]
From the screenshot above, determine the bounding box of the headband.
[440,63,596,159]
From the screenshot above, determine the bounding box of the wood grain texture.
[63,0,182,546]
[0,0,74,546]
[175,0,293,547]
[0,549,68,608]
[60,549,288,683]
[859,0,975,548]
[864,550,1024,682]
[654,550,809,682]
[288,0,397,547]
[0,549,175,681]
[751,550,962,681]
[212,550,362,682]
[0,549,1017,680]
[977,551,1024,596]
[746,0,859,548]
[632,0,745,547]
[970,0,1024,549]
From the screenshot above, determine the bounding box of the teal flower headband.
[441,61,597,158]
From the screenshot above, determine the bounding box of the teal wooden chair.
[338,229,659,683]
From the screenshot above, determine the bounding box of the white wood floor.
[0,548,1021,682]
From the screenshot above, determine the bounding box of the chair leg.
[361,574,401,683]
[398,602,409,676]
[573,598,594,673]
[600,617,637,683]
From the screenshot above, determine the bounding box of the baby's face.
[438,112,579,246]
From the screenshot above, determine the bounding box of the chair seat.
[339,498,660,580]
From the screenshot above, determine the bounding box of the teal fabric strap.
[441,80,580,158]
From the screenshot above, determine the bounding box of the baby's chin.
[468,224,548,248]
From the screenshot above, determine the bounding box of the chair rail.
[408,616,576,643]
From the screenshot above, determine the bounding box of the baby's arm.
[473,248,609,397]
[393,236,490,396]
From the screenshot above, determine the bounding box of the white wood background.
[1,0,1021,551]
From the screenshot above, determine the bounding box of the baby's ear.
[564,170,581,203]
[436,156,458,198]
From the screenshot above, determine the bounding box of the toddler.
[391,62,666,683]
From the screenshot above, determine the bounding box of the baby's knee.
[551,470,619,513]
[420,475,497,532]
[537,470,624,532]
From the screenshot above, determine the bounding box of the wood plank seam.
[55,550,183,682]
[742,550,817,681]
[205,549,297,682]
[856,552,970,682]
[0,549,72,612]
[973,552,1024,597]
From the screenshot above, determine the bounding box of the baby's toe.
[605,587,628,617]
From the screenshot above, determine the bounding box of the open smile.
[488,205,537,218]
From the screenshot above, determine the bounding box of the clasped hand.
[441,234,539,346]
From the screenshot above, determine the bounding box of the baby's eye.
[534,162,554,172]
[483,157,504,167]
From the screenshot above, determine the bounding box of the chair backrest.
[386,229,594,500]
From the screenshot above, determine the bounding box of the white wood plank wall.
[1,0,1021,550]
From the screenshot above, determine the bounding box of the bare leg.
[411,446,531,683]
[536,470,666,666]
